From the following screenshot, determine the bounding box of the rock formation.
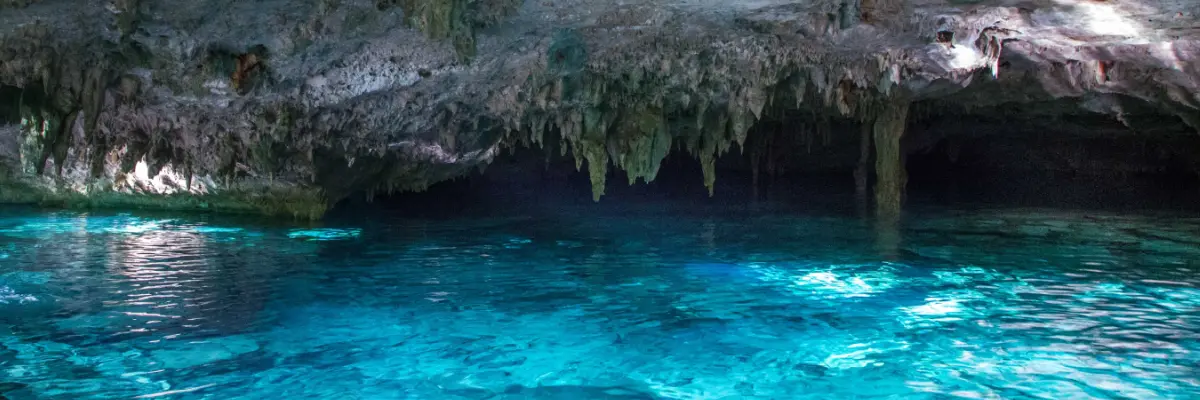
[0,0,1197,218]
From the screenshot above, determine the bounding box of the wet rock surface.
[0,0,1197,217]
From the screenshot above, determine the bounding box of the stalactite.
[792,73,808,109]
[700,152,716,197]
[854,120,871,196]
[728,109,751,149]
[583,145,607,201]
[52,110,78,176]
[186,161,194,191]
[609,105,669,185]
[835,80,854,116]
[577,107,609,201]
[873,102,910,218]
[877,63,899,97]
[83,67,106,136]
[529,113,547,146]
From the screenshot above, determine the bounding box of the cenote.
[4,0,1200,398]
[3,149,1200,399]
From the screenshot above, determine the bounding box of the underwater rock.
[0,0,1196,217]
[148,335,260,370]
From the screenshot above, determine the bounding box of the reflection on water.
[0,205,1198,399]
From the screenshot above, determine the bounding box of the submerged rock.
[0,0,1196,217]
[148,335,260,370]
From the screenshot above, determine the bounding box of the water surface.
[1,196,1199,399]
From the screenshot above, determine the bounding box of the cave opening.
[329,142,859,219]
[904,111,1200,210]
[331,104,1200,218]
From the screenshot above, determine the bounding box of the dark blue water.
[1,190,1199,399]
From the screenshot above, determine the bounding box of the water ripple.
[0,207,1197,399]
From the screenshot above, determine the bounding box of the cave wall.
[0,0,1196,218]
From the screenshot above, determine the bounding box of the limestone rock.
[0,0,1195,216]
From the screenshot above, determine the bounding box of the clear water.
[2,193,1200,399]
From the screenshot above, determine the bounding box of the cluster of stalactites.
[9,53,111,179]
[494,57,912,201]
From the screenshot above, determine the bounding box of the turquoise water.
[1,197,1199,399]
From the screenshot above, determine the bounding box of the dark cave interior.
[333,107,1200,217]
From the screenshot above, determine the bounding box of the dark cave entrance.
[904,111,1200,210]
[330,143,860,218]
[332,105,1200,216]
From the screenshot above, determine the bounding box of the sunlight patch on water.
[287,228,362,241]
[769,267,902,299]
[0,286,37,304]
[0,219,81,237]
[897,289,990,329]
[822,339,912,370]
[1149,287,1200,312]
[190,226,244,234]
[0,214,176,237]
[95,219,173,234]
[503,237,533,249]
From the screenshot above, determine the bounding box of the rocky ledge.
[0,0,1197,218]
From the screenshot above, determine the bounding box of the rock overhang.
[0,0,1195,218]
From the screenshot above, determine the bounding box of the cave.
[330,96,1200,217]
[3,1,1198,219]
[3,0,1200,398]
